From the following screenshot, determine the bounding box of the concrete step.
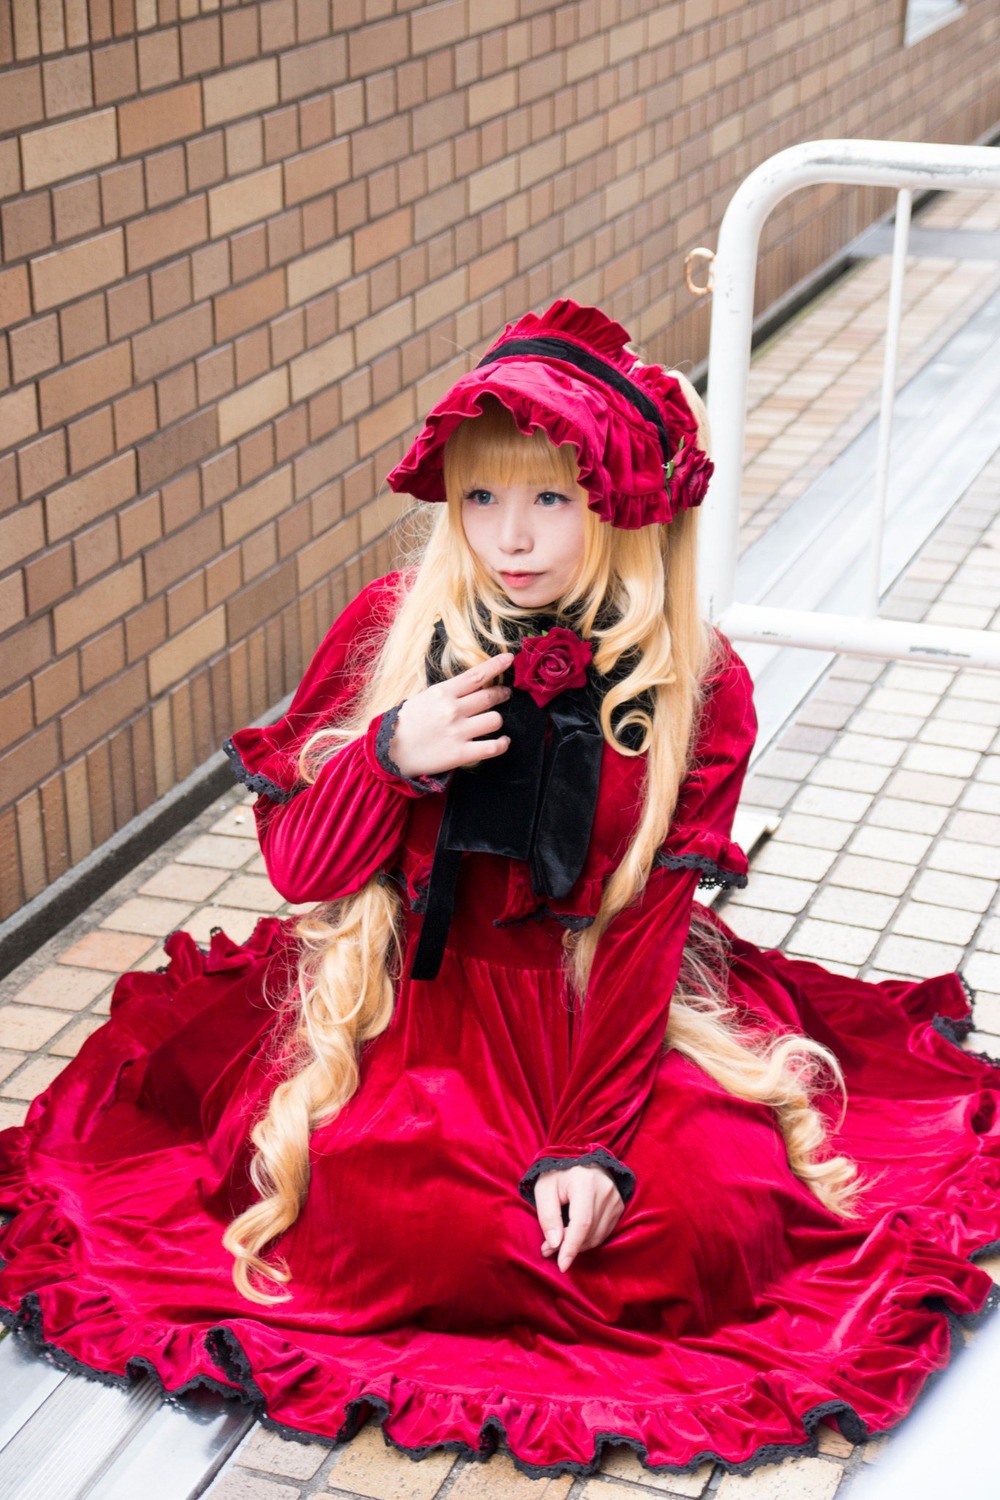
[0,1328,252,1500]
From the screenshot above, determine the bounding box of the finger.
[534,1177,565,1255]
[453,653,514,694]
[454,736,510,766]
[463,709,506,739]
[590,1194,623,1251]
[459,684,511,717]
[558,1187,595,1273]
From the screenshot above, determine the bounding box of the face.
[460,477,589,608]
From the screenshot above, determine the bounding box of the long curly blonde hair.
[224,379,859,1303]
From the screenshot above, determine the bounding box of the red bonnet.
[384,299,713,529]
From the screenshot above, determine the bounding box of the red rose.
[513,626,594,708]
[667,433,714,512]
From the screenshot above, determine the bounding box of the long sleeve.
[223,571,449,906]
[519,632,758,1208]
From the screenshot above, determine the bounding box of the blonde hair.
[224,377,858,1302]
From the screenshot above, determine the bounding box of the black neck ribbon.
[409,610,651,981]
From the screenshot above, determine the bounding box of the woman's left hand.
[533,1163,624,1273]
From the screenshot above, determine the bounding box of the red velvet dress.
[2,570,999,1477]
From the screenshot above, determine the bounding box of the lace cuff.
[370,705,452,796]
[653,825,749,891]
[518,1147,636,1208]
[222,736,298,804]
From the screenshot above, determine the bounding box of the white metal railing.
[698,138,1000,670]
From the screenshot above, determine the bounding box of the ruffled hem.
[2,930,1000,1477]
[0,1248,996,1481]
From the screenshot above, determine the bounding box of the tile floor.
[2,189,1000,1498]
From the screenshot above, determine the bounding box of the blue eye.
[537,491,570,507]
[464,489,494,506]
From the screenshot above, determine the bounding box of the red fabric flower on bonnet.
[385,299,713,529]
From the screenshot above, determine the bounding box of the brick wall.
[1,0,998,917]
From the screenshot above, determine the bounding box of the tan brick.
[140,862,228,901]
[132,303,213,383]
[30,228,125,313]
[217,368,289,444]
[46,451,137,541]
[355,299,414,364]
[118,81,202,156]
[60,663,146,758]
[39,342,131,428]
[21,108,118,190]
[138,408,217,490]
[203,58,278,127]
[325,1423,455,1500]
[148,606,225,694]
[283,137,350,205]
[125,195,208,273]
[214,874,284,913]
[468,157,518,214]
[58,929,155,970]
[27,659,81,741]
[52,559,142,653]
[354,207,411,275]
[414,268,468,330]
[0,264,32,327]
[0,386,39,447]
[14,963,113,1013]
[214,269,286,342]
[296,515,358,590]
[279,37,347,102]
[468,71,517,125]
[12,0,41,59]
[467,241,515,300]
[0,1006,67,1052]
[3,724,59,803]
[449,1457,574,1500]
[209,164,283,237]
[0,575,26,637]
[410,0,466,54]
[222,465,292,545]
[289,331,352,403]
[286,239,351,307]
[176,833,256,870]
[143,511,219,595]
[234,1427,326,1482]
[357,387,415,459]
[3,1055,73,1102]
[101,894,195,935]
[715,1456,842,1499]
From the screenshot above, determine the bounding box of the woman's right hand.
[388,653,514,780]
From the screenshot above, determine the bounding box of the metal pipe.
[718,601,1000,670]
[698,139,1000,626]
[867,186,912,617]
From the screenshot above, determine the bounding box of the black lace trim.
[2,1280,997,1482]
[3,999,1000,1480]
[652,849,748,891]
[518,1147,636,1208]
[494,906,596,933]
[956,970,977,1007]
[374,706,450,795]
[222,737,298,805]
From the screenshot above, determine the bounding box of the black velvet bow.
[409,613,651,981]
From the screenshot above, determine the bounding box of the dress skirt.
[1,895,999,1477]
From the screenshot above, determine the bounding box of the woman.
[1,300,997,1477]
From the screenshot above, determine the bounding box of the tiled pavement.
[3,190,1000,1498]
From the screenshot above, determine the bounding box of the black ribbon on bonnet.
[409,615,650,981]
